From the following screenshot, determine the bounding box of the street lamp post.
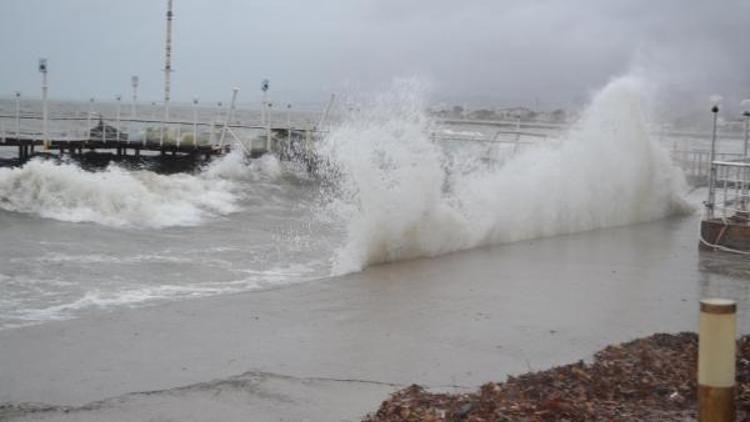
[192,96,199,147]
[266,102,272,152]
[706,95,722,219]
[131,76,139,118]
[219,88,239,147]
[261,78,269,126]
[741,99,750,160]
[39,58,49,150]
[14,91,21,141]
[87,98,95,141]
[115,94,122,141]
[741,99,750,211]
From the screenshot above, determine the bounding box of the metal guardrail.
[704,159,750,218]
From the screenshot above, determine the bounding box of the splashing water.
[0,151,282,228]
[318,76,691,274]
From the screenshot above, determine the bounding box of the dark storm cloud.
[0,0,747,110]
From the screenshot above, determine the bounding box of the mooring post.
[698,298,736,422]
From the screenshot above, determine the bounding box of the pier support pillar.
[698,298,736,422]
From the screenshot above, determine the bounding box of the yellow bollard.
[698,298,736,422]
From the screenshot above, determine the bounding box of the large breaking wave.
[317,76,691,274]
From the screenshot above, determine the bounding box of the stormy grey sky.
[1,0,748,110]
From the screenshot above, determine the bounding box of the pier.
[0,112,318,164]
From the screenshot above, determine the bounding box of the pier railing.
[670,150,746,186]
[704,159,750,218]
[0,112,324,159]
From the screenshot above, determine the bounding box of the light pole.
[14,91,21,141]
[162,0,174,145]
[266,101,272,152]
[131,76,139,118]
[39,58,49,150]
[741,99,750,211]
[741,99,750,159]
[706,95,722,218]
[192,96,199,146]
[261,78,269,125]
[210,101,222,145]
[219,88,239,147]
[115,94,122,141]
[87,97,95,140]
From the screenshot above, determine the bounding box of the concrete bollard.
[698,298,736,422]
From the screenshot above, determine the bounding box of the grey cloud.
[0,0,746,112]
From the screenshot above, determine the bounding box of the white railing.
[705,160,750,218]
[671,150,745,181]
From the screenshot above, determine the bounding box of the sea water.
[0,75,702,329]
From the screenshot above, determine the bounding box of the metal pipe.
[698,298,736,422]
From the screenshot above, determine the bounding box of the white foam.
[2,263,321,328]
[319,76,691,274]
[0,157,244,228]
[203,149,282,181]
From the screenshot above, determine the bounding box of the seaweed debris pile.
[365,333,750,421]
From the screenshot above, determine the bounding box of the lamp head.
[741,99,750,116]
[710,95,722,113]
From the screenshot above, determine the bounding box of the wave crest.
[318,76,690,274]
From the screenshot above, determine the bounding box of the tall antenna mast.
[163,0,174,123]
